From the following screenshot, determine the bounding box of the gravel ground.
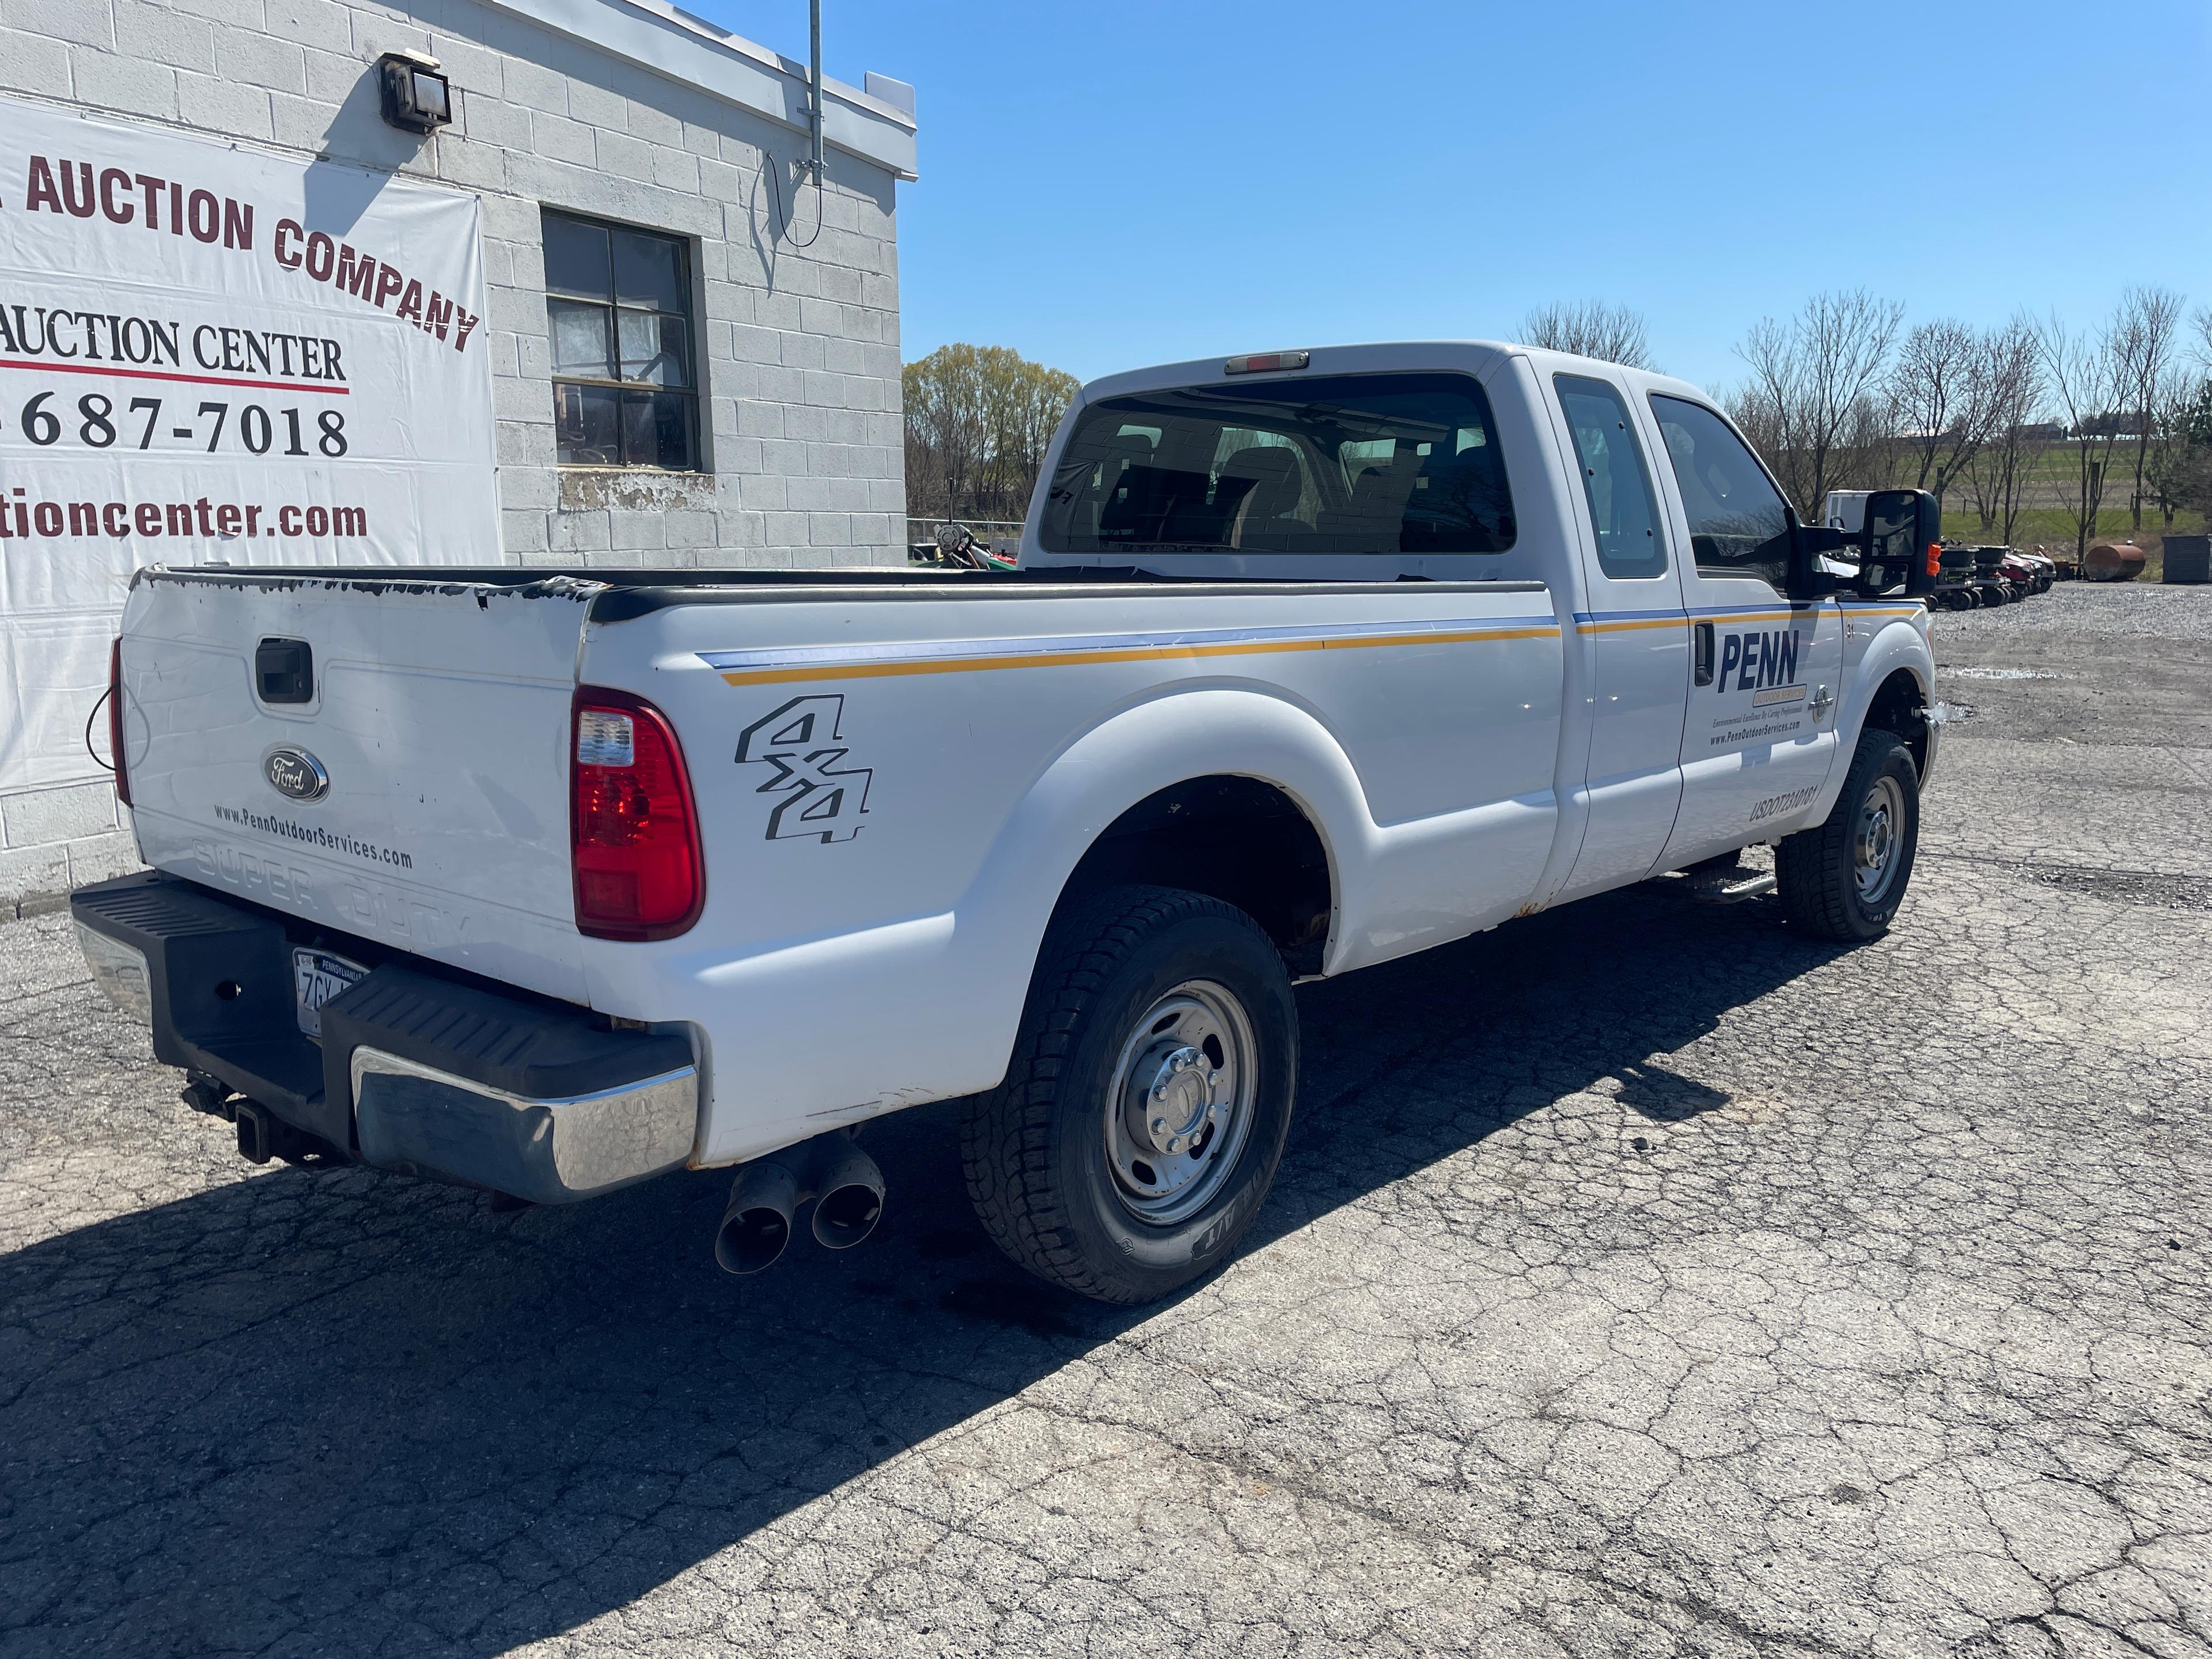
[2,582,2208,1659]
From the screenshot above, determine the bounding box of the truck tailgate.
[120,571,596,1003]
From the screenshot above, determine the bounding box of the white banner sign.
[0,94,498,794]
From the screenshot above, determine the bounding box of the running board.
[1690,872,1777,905]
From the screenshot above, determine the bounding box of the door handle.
[1692,622,1714,687]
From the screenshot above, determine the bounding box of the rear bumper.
[70,872,699,1203]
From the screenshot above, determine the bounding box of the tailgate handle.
[256,638,315,704]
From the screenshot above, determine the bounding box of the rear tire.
[962,885,1298,1304]
[1776,726,1921,941]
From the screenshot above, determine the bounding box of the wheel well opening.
[1063,777,1334,972]
[1868,668,1929,775]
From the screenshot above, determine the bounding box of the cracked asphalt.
[3,581,2209,1659]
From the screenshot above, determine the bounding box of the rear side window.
[1039,372,1516,555]
[1647,395,1791,590]
[1554,374,1664,579]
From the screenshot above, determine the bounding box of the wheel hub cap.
[1104,982,1257,1226]
[1853,775,1906,902]
[1860,809,1892,869]
[1133,1044,1218,1154]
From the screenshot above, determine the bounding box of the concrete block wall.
[0,786,137,918]
[0,0,914,907]
[1,0,911,567]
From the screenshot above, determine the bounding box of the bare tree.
[2035,310,2129,559]
[2113,286,2186,529]
[1960,318,2044,544]
[1888,319,2007,507]
[1729,290,1904,514]
[1520,301,1656,369]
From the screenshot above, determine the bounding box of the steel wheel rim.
[1103,979,1257,1227]
[1854,774,1906,904]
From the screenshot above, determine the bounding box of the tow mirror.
[1858,490,1942,597]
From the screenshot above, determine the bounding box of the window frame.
[543,208,702,473]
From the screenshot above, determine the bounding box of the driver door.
[1645,395,1844,869]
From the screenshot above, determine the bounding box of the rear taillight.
[570,688,703,941]
[108,638,131,808]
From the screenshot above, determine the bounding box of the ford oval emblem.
[263,747,330,802]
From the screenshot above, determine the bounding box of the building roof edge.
[478,0,918,180]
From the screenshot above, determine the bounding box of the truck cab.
[1026,343,1939,901]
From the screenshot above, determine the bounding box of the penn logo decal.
[1716,628,1801,694]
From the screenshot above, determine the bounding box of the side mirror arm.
[1785,509,1847,600]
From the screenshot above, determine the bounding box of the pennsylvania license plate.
[291,948,369,1039]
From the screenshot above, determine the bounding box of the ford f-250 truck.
[73,342,1945,1304]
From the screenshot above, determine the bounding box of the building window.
[543,210,699,470]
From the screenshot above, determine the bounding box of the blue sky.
[718,1,2210,396]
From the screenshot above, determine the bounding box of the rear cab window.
[1554,374,1665,579]
[1039,373,1516,556]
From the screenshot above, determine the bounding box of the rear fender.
[689,687,1369,1166]
[949,685,1369,1054]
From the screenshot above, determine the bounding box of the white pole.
[809,0,824,182]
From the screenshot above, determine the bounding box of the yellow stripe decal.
[717,624,1562,688]
[1576,617,1690,635]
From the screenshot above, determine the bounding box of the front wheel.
[961,885,1298,1304]
[1775,726,1921,941]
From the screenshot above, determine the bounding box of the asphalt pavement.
[2,581,2207,1659]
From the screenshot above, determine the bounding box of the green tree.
[2145,377,2212,522]
[903,344,1081,524]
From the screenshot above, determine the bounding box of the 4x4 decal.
[734,695,874,843]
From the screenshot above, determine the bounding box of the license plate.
[292,948,369,1039]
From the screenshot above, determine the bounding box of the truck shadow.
[0,881,1843,1657]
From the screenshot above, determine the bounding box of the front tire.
[962,885,1298,1304]
[1776,726,1921,941]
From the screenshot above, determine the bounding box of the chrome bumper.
[1921,702,1950,791]
[71,872,702,1203]
[353,1048,698,1205]
[77,921,153,1024]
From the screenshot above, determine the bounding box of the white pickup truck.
[75,342,1945,1304]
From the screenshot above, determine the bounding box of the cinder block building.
[0,0,918,910]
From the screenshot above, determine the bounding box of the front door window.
[1647,395,1790,592]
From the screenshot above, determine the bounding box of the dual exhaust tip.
[714,1131,884,1275]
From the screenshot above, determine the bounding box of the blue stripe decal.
[696,613,1559,675]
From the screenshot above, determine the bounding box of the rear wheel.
[962,885,1297,1304]
[1776,726,1921,941]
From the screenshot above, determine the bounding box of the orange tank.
[2083,541,2147,582]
